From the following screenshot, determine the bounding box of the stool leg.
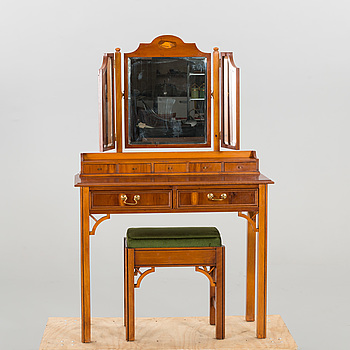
[124,243,128,327]
[210,284,215,325]
[126,248,135,341]
[215,246,225,339]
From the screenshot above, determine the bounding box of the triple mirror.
[98,36,239,152]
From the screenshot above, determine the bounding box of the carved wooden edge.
[124,35,210,57]
[220,51,239,68]
[89,214,111,235]
[134,267,156,288]
[238,212,258,232]
[195,266,216,287]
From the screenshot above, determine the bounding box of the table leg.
[246,212,256,322]
[80,187,91,342]
[257,184,267,338]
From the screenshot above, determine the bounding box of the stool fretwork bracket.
[89,214,111,235]
[195,266,216,287]
[238,212,259,232]
[134,267,156,288]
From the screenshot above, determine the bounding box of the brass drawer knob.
[207,193,227,201]
[121,194,141,205]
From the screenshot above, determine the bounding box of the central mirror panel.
[127,57,208,146]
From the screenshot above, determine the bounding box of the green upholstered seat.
[126,227,222,248]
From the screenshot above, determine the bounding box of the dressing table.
[74,35,273,342]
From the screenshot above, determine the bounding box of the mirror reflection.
[128,57,207,145]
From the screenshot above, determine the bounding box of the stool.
[124,227,225,341]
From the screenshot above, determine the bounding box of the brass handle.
[121,194,141,205]
[207,193,227,201]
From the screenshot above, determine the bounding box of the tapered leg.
[257,184,268,338]
[209,284,215,325]
[246,212,257,322]
[215,246,225,339]
[126,248,135,341]
[80,187,91,343]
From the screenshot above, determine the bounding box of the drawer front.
[91,190,172,211]
[177,188,258,209]
[154,163,187,173]
[189,162,222,173]
[118,163,152,174]
[224,162,257,173]
[82,164,116,174]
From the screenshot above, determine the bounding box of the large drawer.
[176,188,258,210]
[90,189,172,212]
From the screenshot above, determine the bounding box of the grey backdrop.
[1,1,349,349]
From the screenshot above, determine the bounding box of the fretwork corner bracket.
[134,266,216,288]
[89,214,111,235]
[134,267,156,288]
[238,212,258,232]
[195,266,216,287]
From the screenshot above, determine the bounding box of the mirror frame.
[124,35,211,149]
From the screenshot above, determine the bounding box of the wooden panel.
[81,150,257,161]
[115,48,122,153]
[177,188,258,209]
[82,164,116,174]
[98,53,115,152]
[76,174,273,188]
[134,248,216,267]
[118,163,152,174]
[40,316,297,349]
[189,162,222,173]
[224,162,257,173]
[90,190,172,211]
[154,163,188,173]
[213,47,220,151]
[220,52,240,150]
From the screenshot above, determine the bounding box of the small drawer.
[118,163,152,174]
[177,188,258,209]
[82,164,116,174]
[224,162,257,172]
[154,163,187,173]
[91,190,172,211]
[189,162,222,173]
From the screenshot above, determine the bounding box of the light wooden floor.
[39,315,297,349]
